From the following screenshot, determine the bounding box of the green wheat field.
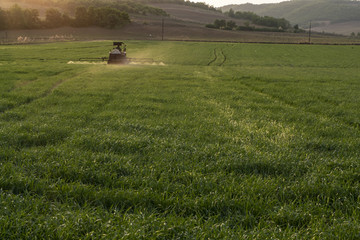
[0,41,360,239]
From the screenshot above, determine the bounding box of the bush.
[226,20,237,30]
[214,19,226,29]
[205,24,216,29]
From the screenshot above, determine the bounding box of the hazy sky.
[192,0,286,8]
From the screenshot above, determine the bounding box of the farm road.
[207,48,227,66]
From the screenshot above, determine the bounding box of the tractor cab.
[108,42,128,64]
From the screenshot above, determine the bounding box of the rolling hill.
[221,0,360,35]
[0,0,359,42]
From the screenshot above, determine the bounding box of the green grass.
[0,41,360,239]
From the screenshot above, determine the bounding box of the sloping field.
[1,41,360,239]
[222,0,360,35]
[2,25,360,44]
[149,3,245,25]
[312,21,360,35]
[2,1,360,43]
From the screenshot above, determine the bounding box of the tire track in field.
[219,49,227,66]
[48,78,67,94]
[239,81,360,132]
[207,49,227,66]
[189,74,296,161]
[0,73,82,115]
[207,49,218,66]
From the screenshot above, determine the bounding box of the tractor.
[78,41,154,65]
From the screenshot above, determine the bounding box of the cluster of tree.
[4,0,168,16]
[137,0,219,12]
[226,9,291,30]
[206,19,290,33]
[0,5,41,29]
[0,4,130,30]
[183,1,219,12]
[206,19,237,31]
[81,7,131,28]
[5,0,55,6]
[350,32,360,38]
[61,0,168,16]
[3,0,218,19]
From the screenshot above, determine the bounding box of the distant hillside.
[149,3,243,25]
[0,0,218,14]
[221,0,360,34]
[2,0,360,42]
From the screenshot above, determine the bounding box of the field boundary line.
[2,39,360,46]
[167,39,360,46]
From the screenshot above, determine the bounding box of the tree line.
[226,9,291,30]
[11,0,218,12]
[0,4,131,30]
[350,32,360,38]
[5,0,176,16]
[136,0,219,12]
[206,18,296,33]
[61,0,167,16]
